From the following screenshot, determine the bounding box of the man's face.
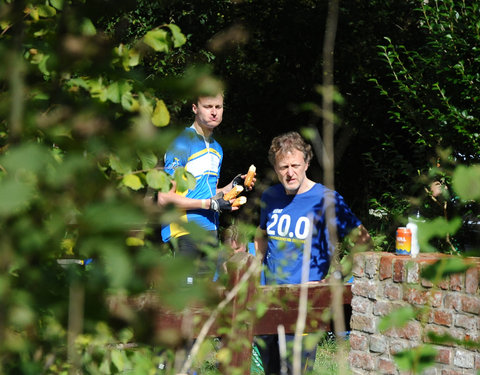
[192,94,224,131]
[274,149,309,195]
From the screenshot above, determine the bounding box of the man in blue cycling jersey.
[254,131,371,374]
[157,92,254,280]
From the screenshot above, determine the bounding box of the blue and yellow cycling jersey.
[161,126,223,242]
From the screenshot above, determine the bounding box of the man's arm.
[350,224,373,250]
[254,227,268,261]
[157,183,238,211]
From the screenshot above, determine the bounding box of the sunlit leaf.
[49,0,63,10]
[122,174,143,190]
[152,99,170,127]
[421,257,473,282]
[109,155,132,174]
[173,167,196,193]
[394,345,437,373]
[107,81,132,104]
[121,92,139,112]
[126,236,144,247]
[378,306,416,332]
[452,164,480,201]
[417,217,461,253]
[111,350,126,371]
[138,151,157,170]
[146,170,170,191]
[37,5,56,18]
[143,29,169,52]
[255,301,268,318]
[81,17,96,36]
[166,23,186,47]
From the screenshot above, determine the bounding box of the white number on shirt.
[266,214,311,240]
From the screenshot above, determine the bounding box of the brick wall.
[348,252,480,375]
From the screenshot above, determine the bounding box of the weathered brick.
[462,296,480,314]
[404,287,428,305]
[421,277,434,288]
[379,256,393,280]
[423,368,438,375]
[351,296,372,314]
[385,321,422,341]
[428,290,443,308]
[444,293,462,311]
[353,253,365,278]
[349,351,375,371]
[383,283,402,300]
[435,347,452,365]
[377,358,396,374]
[433,309,453,327]
[389,339,409,354]
[349,332,368,351]
[441,370,462,375]
[369,335,386,353]
[352,280,377,300]
[393,259,405,283]
[453,349,474,369]
[350,315,377,334]
[454,314,476,331]
[365,255,378,279]
[450,273,463,291]
[437,278,450,290]
[406,261,420,284]
[465,267,479,294]
[373,301,405,317]
[475,353,480,369]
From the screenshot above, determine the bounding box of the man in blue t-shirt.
[254,131,371,374]
[157,93,255,280]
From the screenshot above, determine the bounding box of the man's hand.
[210,192,233,213]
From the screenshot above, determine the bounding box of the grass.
[195,334,349,375]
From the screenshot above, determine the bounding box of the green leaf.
[138,151,157,170]
[417,217,462,253]
[167,23,186,48]
[109,155,132,174]
[421,257,473,282]
[0,179,36,217]
[82,202,145,232]
[107,81,132,104]
[121,92,139,112]
[173,167,196,193]
[152,99,170,127]
[0,143,52,174]
[81,18,96,36]
[143,29,169,52]
[122,174,143,190]
[111,350,126,371]
[126,236,144,247]
[378,306,416,332]
[452,164,480,201]
[49,0,63,10]
[394,345,437,373]
[146,170,170,191]
[37,5,56,18]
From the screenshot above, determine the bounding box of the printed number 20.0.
[266,214,310,240]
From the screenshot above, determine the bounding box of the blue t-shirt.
[259,183,361,285]
[161,126,223,242]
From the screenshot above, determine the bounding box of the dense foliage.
[1,0,479,373]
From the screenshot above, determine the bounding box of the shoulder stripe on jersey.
[188,147,221,162]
